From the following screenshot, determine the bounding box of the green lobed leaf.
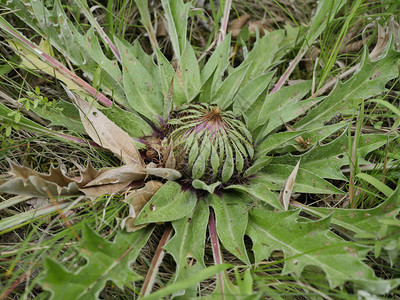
[256,131,307,157]
[278,123,347,153]
[255,82,316,140]
[268,132,389,181]
[247,207,399,293]
[200,34,231,98]
[297,186,400,236]
[212,64,250,109]
[239,29,286,85]
[259,164,345,194]
[246,81,311,133]
[163,200,209,298]
[134,181,197,225]
[115,38,163,123]
[14,0,127,107]
[207,193,250,264]
[226,177,281,210]
[295,46,400,130]
[41,224,153,300]
[141,264,233,300]
[232,72,274,115]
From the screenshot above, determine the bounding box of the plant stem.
[208,208,225,299]
[140,223,173,297]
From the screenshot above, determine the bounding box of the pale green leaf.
[115,38,163,123]
[226,177,281,210]
[192,180,221,194]
[240,29,286,85]
[161,0,190,60]
[207,193,250,264]
[163,201,209,298]
[268,132,389,181]
[135,181,197,225]
[141,264,233,300]
[233,72,274,115]
[212,64,250,109]
[41,225,153,300]
[296,47,400,130]
[247,208,398,293]
[259,165,345,194]
[179,44,201,102]
[257,95,323,141]
[256,131,306,157]
[247,81,311,133]
[200,34,231,97]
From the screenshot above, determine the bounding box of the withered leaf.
[228,14,250,38]
[80,182,131,197]
[66,89,144,166]
[84,164,146,187]
[0,161,80,197]
[121,180,163,232]
[144,164,182,181]
[278,159,301,211]
[163,143,176,169]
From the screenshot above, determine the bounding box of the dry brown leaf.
[65,89,144,166]
[0,161,80,197]
[0,160,145,198]
[228,14,250,38]
[156,16,168,37]
[163,143,176,169]
[76,162,107,187]
[175,66,184,89]
[144,164,181,180]
[248,20,272,35]
[121,180,163,232]
[278,159,301,211]
[80,182,131,197]
[84,164,146,187]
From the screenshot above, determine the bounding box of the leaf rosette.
[0,0,400,299]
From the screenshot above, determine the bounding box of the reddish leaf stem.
[140,223,173,297]
[0,271,30,300]
[218,0,232,45]
[208,208,225,298]
[0,22,112,107]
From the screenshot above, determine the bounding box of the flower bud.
[166,103,254,185]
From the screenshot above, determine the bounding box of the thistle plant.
[1,0,400,299]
